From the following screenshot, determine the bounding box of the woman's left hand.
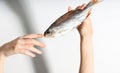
[0,34,45,57]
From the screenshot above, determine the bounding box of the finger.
[76,3,86,10]
[86,9,92,18]
[22,39,45,48]
[76,5,82,10]
[68,6,72,11]
[81,4,87,10]
[21,34,43,39]
[32,39,46,48]
[24,50,36,57]
[28,47,42,54]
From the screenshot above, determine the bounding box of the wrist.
[0,53,6,60]
[78,29,93,38]
[80,34,93,39]
[0,46,7,59]
[0,47,6,73]
[0,53,6,63]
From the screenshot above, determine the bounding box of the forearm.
[0,52,6,73]
[79,36,94,73]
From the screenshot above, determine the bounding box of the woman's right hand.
[0,34,45,57]
[68,4,93,37]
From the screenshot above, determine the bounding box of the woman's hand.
[77,11,93,37]
[0,34,45,58]
[68,4,94,73]
[68,4,93,37]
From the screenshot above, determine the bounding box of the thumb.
[86,9,92,18]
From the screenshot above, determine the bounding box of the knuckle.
[25,38,33,42]
[18,36,24,39]
[16,38,22,44]
[14,44,18,49]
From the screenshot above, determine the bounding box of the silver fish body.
[44,1,99,38]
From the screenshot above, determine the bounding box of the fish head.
[44,28,55,38]
[44,25,70,38]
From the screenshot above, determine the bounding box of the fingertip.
[68,6,72,11]
[39,52,43,54]
[42,36,45,38]
[37,34,44,37]
[32,55,36,57]
[81,3,86,10]
[42,44,46,48]
[76,3,86,10]
[86,10,92,18]
[37,50,43,54]
[39,43,46,48]
[29,54,36,58]
[25,50,36,57]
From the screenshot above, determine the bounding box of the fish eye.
[46,31,50,34]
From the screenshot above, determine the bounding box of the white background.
[0,0,120,73]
